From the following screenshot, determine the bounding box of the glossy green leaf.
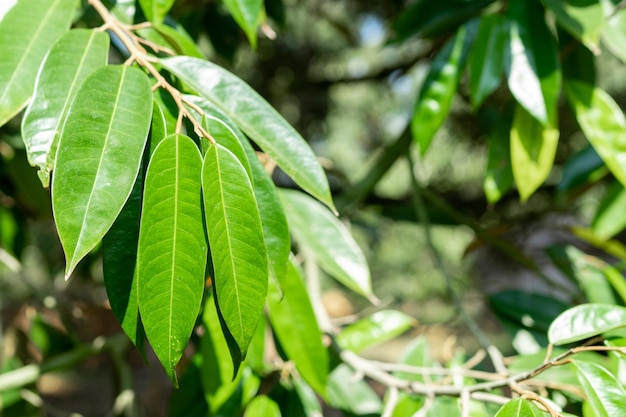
[510,104,559,201]
[593,182,626,239]
[185,94,290,281]
[22,29,109,187]
[161,56,334,210]
[268,260,328,394]
[548,304,626,345]
[139,0,175,23]
[542,0,604,53]
[278,188,373,298]
[150,99,168,156]
[136,134,206,385]
[0,0,74,127]
[572,360,626,416]
[52,65,152,279]
[412,22,474,154]
[202,143,268,357]
[469,14,505,109]
[200,114,252,180]
[505,0,560,126]
[565,80,626,189]
[223,0,263,48]
[244,395,281,417]
[484,108,514,203]
[326,364,383,415]
[137,23,204,59]
[601,7,626,64]
[495,398,543,417]
[336,310,415,353]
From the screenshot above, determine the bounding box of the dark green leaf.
[139,0,175,23]
[52,65,152,278]
[336,310,415,353]
[0,0,74,126]
[223,0,263,48]
[548,304,626,345]
[161,57,334,210]
[572,360,626,417]
[542,0,604,53]
[202,143,268,357]
[490,290,569,334]
[137,134,206,385]
[21,29,109,187]
[556,145,605,193]
[484,107,514,203]
[469,14,505,109]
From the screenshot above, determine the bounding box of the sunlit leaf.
[601,7,626,64]
[161,56,334,210]
[0,0,74,127]
[495,398,543,417]
[52,65,152,279]
[223,0,263,48]
[268,260,328,394]
[137,134,206,385]
[469,14,505,109]
[203,143,268,357]
[278,188,373,299]
[243,395,281,417]
[548,304,626,345]
[564,80,626,189]
[542,0,604,53]
[572,360,626,417]
[138,0,175,23]
[336,310,415,353]
[22,29,109,187]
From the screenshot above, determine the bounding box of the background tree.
[3,0,626,416]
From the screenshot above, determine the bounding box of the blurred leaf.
[412,22,475,154]
[495,398,544,416]
[139,0,175,23]
[223,0,263,48]
[153,22,204,58]
[560,28,596,84]
[592,182,626,240]
[572,226,626,262]
[542,0,604,53]
[469,14,505,109]
[601,264,626,305]
[52,65,152,278]
[137,134,206,385]
[602,7,626,64]
[168,356,208,417]
[548,303,626,345]
[278,188,373,299]
[203,143,268,357]
[336,310,415,353]
[161,56,334,211]
[490,290,569,334]
[564,80,626,188]
[0,0,74,127]
[390,395,423,417]
[505,0,560,126]
[556,145,605,193]
[21,29,109,187]
[326,364,383,415]
[29,314,76,358]
[244,395,281,417]
[510,103,559,201]
[426,397,459,417]
[268,260,328,394]
[292,378,324,417]
[572,360,626,416]
[484,107,514,203]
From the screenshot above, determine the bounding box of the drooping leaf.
[603,7,626,64]
[542,0,604,53]
[593,182,626,240]
[336,310,415,353]
[548,304,626,345]
[510,104,559,201]
[278,188,373,299]
[138,0,175,23]
[564,80,626,189]
[136,134,206,385]
[243,395,281,417]
[168,355,209,417]
[483,107,514,203]
[267,259,328,394]
[200,114,252,179]
[505,0,560,126]
[202,143,268,357]
[22,29,109,187]
[495,398,544,417]
[52,65,152,279]
[161,56,334,210]
[223,0,263,48]
[0,0,74,127]
[572,360,626,417]
[412,22,475,154]
[468,14,505,109]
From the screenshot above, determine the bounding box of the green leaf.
[505,0,560,126]
[412,22,474,154]
[469,14,505,109]
[161,56,334,211]
[0,0,74,127]
[542,0,604,53]
[136,134,206,385]
[278,188,373,299]
[326,364,383,415]
[510,104,559,201]
[593,182,626,240]
[490,290,569,334]
[564,80,626,189]
[150,99,169,156]
[292,378,324,417]
[484,107,514,203]
[137,23,205,59]
[244,395,281,417]
[52,65,152,278]
[556,145,605,193]
[495,398,544,417]
[202,143,268,357]
[603,8,626,64]
[268,260,328,394]
[138,0,175,23]
[22,29,109,188]
[572,360,626,417]
[548,304,626,345]
[223,0,263,48]
[336,310,415,353]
